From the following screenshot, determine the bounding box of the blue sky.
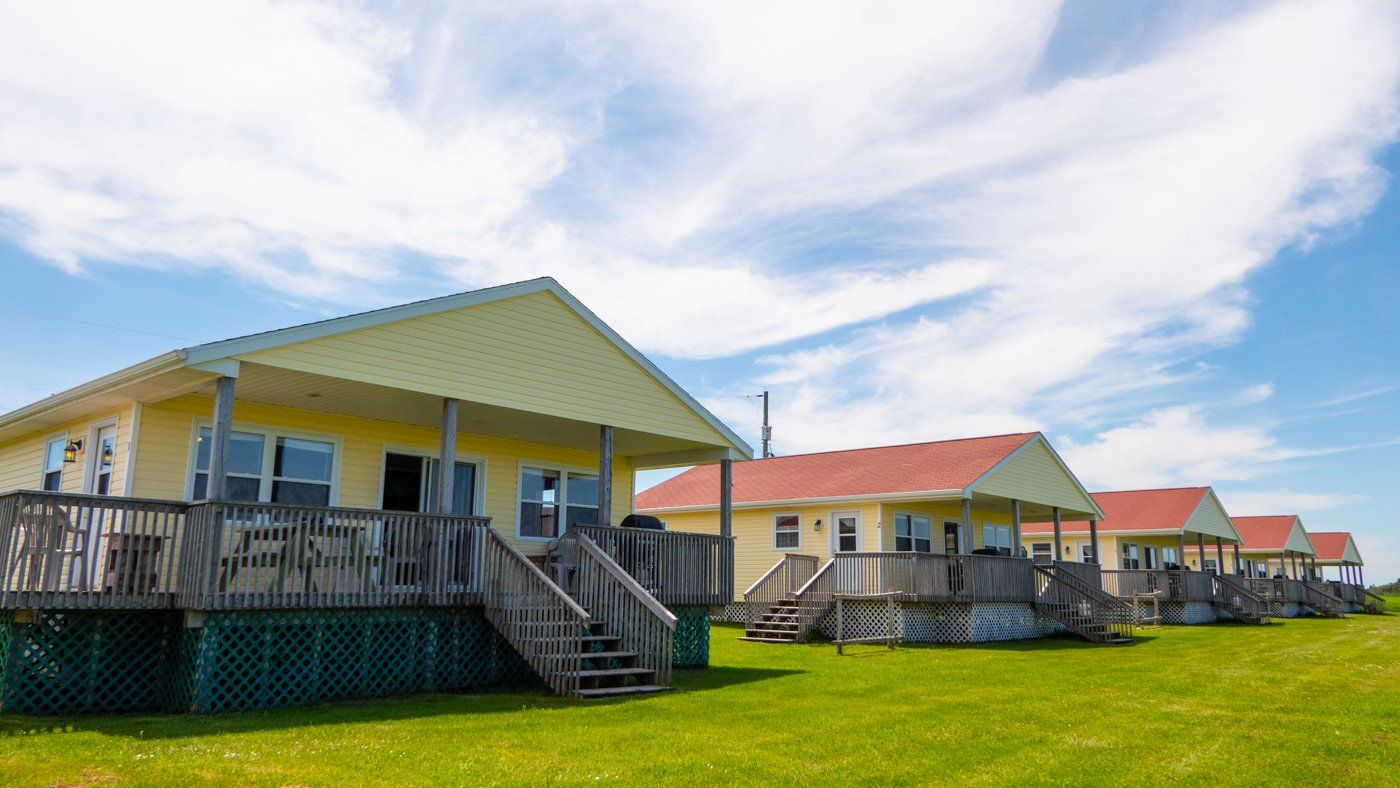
[1,1,1397,578]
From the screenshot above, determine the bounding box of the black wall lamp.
[62,439,83,463]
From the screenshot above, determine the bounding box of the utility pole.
[760,390,773,458]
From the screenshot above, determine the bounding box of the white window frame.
[982,523,1012,557]
[1121,541,1141,570]
[773,512,802,550]
[1162,546,1180,569]
[515,460,602,542]
[1143,545,1159,570]
[184,418,342,506]
[83,417,120,496]
[892,511,933,553]
[1078,541,1095,564]
[39,433,68,492]
[376,445,488,516]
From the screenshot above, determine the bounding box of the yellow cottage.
[0,278,750,713]
[1185,515,1345,617]
[1021,487,1257,625]
[637,433,1138,646]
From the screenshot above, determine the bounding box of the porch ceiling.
[163,362,726,463]
[970,492,1096,521]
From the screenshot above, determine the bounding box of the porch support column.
[1010,500,1022,559]
[1088,518,1099,564]
[207,376,236,499]
[1196,532,1206,571]
[1177,534,1186,570]
[962,499,974,555]
[1233,543,1242,576]
[437,398,458,514]
[1290,552,1299,579]
[598,425,614,527]
[1051,506,1062,562]
[1215,537,1225,577]
[1279,552,1286,579]
[719,459,733,539]
[1358,566,1364,587]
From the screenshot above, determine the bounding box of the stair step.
[545,651,636,661]
[738,636,797,643]
[565,667,656,679]
[746,628,799,636]
[576,684,671,698]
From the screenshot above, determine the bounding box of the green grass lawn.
[3,601,1398,786]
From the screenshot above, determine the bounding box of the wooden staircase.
[1216,574,1272,624]
[1361,589,1388,615]
[1033,565,1134,645]
[1302,582,1346,618]
[740,597,802,642]
[479,527,675,698]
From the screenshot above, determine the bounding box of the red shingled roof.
[1307,532,1354,562]
[1229,516,1300,551]
[1022,487,1209,534]
[635,433,1038,509]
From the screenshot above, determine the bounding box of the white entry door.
[78,424,118,588]
[831,510,861,553]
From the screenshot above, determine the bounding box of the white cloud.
[1,2,1399,512]
[1218,489,1366,516]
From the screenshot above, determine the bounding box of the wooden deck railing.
[477,527,589,697]
[791,559,835,641]
[1215,574,1270,623]
[568,524,733,607]
[572,532,675,688]
[1102,569,1218,603]
[0,490,189,610]
[968,555,1036,602]
[744,554,820,625]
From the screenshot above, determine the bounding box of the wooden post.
[438,398,457,514]
[1088,518,1099,564]
[1196,532,1206,571]
[1051,506,1062,562]
[207,376,236,499]
[1233,543,1242,576]
[1278,552,1286,579]
[719,459,733,539]
[1177,534,1186,570]
[1215,537,1225,577]
[1358,565,1364,587]
[1010,500,1022,559]
[1290,553,1298,579]
[598,425,613,527]
[962,499,974,555]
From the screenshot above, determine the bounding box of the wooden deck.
[1101,568,1220,603]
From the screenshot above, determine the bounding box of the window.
[41,438,65,491]
[1120,542,1141,570]
[1162,546,1179,569]
[1143,546,1158,570]
[982,524,1012,557]
[894,514,933,552]
[1079,543,1095,563]
[1203,558,1218,575]
[383,452,480,515]
[1031,542,1053,565]
[190,425,336,505]
[519,466,597,539]
[774,514,800,549]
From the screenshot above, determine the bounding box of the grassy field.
[2,601,1398,786]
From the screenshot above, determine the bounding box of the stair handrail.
[1034,564,1135,642]
[1301,580,1345,614]
[573,531,676,689]
[744,554,820,626]
[477,527,589,697]
[1216,573,1269,623]
[791,559,836,641]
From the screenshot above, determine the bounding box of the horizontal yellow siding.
[973,439,1097,515]
[663,499,1013,601]
[0,406,134,497]
[132,394,634,556]
[240,290,728,447]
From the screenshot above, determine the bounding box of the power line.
[0,306,194,340]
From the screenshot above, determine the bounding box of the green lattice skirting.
[0,607,540,716]
[672,605,710,668]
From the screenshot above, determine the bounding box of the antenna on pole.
[760,390,773,458]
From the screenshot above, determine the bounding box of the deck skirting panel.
[671,605,710,668]
[820,601,1059,644]
[0,606,542,716]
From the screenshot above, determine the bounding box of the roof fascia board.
[0,351,185,431]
